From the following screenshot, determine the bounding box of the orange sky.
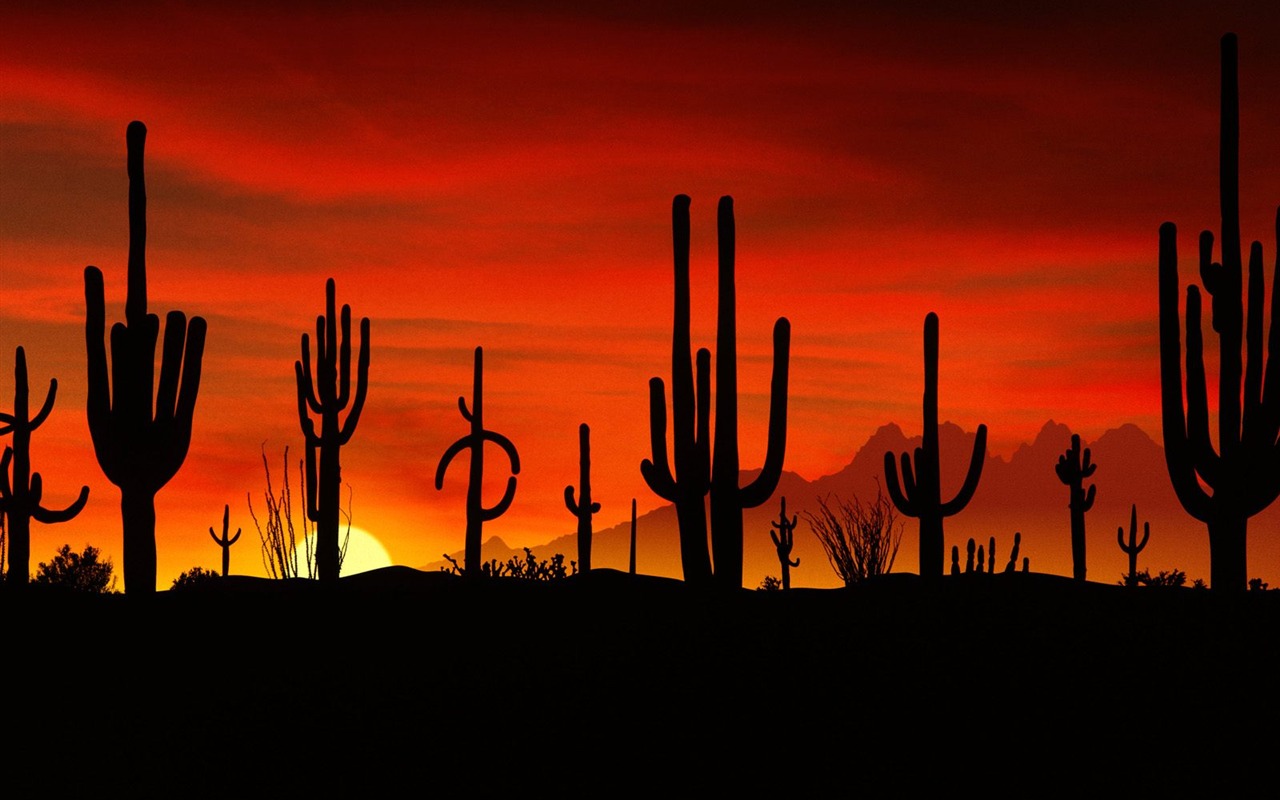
[3,2,1280,589]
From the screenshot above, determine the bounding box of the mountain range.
[424,420,1277,587]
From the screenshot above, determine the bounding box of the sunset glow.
[4,2,1280,589]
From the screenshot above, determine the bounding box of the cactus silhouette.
[209,503,241,578]
[1004,532,1022,573]
[1055,434,1096,581]
[436,347,520,578]
[629,498,637,576]
[1118,505,1150,588]
[0,347,90,585]
[642,195,790,589]
[296,277,369,582]
[84,121,207,594]
[1159,34,1280,590]
[884,313,988,579]
[564,423,599,573]
[769,496,800,590]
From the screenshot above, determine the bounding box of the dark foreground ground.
[5,568,1278,793]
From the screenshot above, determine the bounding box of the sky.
[3,1,1280,589]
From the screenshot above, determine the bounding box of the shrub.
[33,544,117,593]
[171,566,222,590]
[804,487,903,586]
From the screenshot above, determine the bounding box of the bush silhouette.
[171,566,221,590]
[805,487,903,586]
[33,544,117,593]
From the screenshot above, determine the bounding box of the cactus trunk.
[121,490,157,593]
[564,423,599,573]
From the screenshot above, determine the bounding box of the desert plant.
[952,534,1026,575]
[1158,34,1280,591]
[248,446,318,580]
[1249,578,1269,592]
[564,423,599,572]
[769,496,800,590]
[758,575,782,591]
[33,543,117,593]
[1117,505,1150,588]
[296,278,369,582]
[209,504,241,577]
[171,566,221,590]
[805,487,902,586]
[1128,568,1187,588]
[0,347,90,586]
[629,498,637,576]
[84,121,207,594]
[436,347,521,577]
[1055,434,1096,581]
[641,195,790,589]
[884,313,987,580]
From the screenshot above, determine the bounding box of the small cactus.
[1118,505,1150,588]
[629,498,637,576]
[1055,433,1096,581]
[1004,532,1022,573]
[208,503,241,577]
[769,496,800,590]
[564,423,599,573]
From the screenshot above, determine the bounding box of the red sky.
[3,1,1280,589]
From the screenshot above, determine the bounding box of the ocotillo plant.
[564,423,599,572]
[436,347,520,577]
[884,313,988,579]
[296,277,369,583]
[642,195,790,589]
[209,503,241,577]
[1159,34,1280,591]
[1055,434,1096,581]
[1118,505,1150,588]
[0,347,90,585]
[629,498,637,575]
[769,496,800,590]
[84,121,207,594]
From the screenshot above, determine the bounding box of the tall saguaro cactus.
[642,195,790,589]
[84,121,207,594]
[1159,33,1280,591]
[1055,434,1096,581]
[629,498,637,575]
[884,313,988,579]
[296,277,370,582]
[564,423,599,572]
[436,347,520,577]
[209,503,241,577]
[0,347,90,585]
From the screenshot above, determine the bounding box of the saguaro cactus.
[629,498,637,575]
[296,277,370,582]
[436,347,520,577]
[84,121,207,594]
[1159,34,1280,590]
[769,496,800,590]
[1118,505,1150,588]
[1055,434,1096,581]
[209,503,241,577]
[564,423,599,572]
[642,195,790,589]
[0,347,90,585]
[884,313,988,579]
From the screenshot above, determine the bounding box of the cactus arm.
[941,424,987,515]
[694,348,710,475]
[29,476,89,524]
[434,439,468,490]
[1139,522,1150,552]
[338,318,370,445]
[458,396,473,422]
[1183,287,1222,484]
[482,477,518,521]
[564,485,580,515]
[482,430,520,474]
[1244,241,1265,433]
[297,335,323,414]
[883,452,918,517]
[172,316,207,444]
[337,303,352,408]
[29,381,56,431]
[740,318,791,509]
[1082,483,1096,512]
[155,312,186,422]
[1260,210,1280,440]
[294,362,319,443]
[640,377,679,500]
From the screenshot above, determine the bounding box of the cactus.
[564,423,599,573]
[295,277,369,582]
[1004,532,1022,574]
[965,538,976,573]
[1159,34,1280,591]
[1055,434,1096,581]
[769,496,800,590]
[436,347,520,578]
[986,535,996,573]
[629,498,637,576]
[884,313,987,579]
[642,195,790,589]
[1118,505,1151,588]
[84,121,207,594]
[208,503,241,578]
[950,545,960,575]
[0,347,90,585]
